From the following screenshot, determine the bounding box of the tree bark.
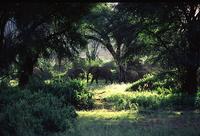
[117,61,126,82]
[181,66,198,95]
[19,55,38,88]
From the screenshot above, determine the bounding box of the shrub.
[27,77,94,110]
[126,71,178,92]
[105,90,200,111]
[106,92,162,110]
[47,79,94,110]
[26,75,46,90]
[0,88,77,136]
[105,95,138,110]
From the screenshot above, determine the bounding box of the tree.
[84,3,143,82]
[0,2,94,87]
[0,3,18,77]
[118,2,200,95]
[86,39,100,63]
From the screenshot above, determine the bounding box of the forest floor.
[75,82,200,136]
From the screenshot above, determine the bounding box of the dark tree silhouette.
[118,2,200,95]
[0,2,94,87]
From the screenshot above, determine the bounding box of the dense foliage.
[117,2,200,95]
[127,71,178,91]
[83,3,145,82]
[0,3,94,87]
[0,2,200,135]
[0,89,77,136]
[27,76,94,110]
[106,89,200,111]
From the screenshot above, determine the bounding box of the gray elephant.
[125,70,139,82]
[33,67,52,80]
[33,67,42,77]
[67,68,85,79]
[87,66,113,84]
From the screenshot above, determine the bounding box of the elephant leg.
[91,76,94,84]
[96,78,98,84]
[111,79,113,84]
[110,77,113,84]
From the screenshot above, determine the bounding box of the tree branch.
[84,35,105,45]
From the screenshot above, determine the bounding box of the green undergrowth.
[75,82,200,136]
[126,71,178,92]
[74,109,200,136]
[105,91,200,110]
[87,82,200,111]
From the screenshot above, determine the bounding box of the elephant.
[66,68,85,79]
[33,67,42,77]
[87,66,113,84]
[33,67,52,80]
[125,70,139,82]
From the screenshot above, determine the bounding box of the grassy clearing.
[74,82,200,136]
[75,109,200,136]
[77,109,139,121]
[87,81,200,110]
[87,82,132,109]
[90,83,133,101]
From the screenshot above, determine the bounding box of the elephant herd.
[32,63,151,84]
[66,65,150,84]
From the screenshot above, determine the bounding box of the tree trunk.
[19,70,30,88]
[181,67,198,95]
[118,63,126,82]
[19,55,37,88]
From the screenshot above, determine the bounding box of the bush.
[126,71,178,92]
[27,77,94,110]
[26,75,46,90]
[47,79,94,110]
[123,70,200,110]
[0,88,77,136]
[105,92,162,110]
[105,90,200,111]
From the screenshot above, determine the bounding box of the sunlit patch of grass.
[86,82,169,110]
[77,109,140,121]
[86,82,200,110]
[87,82,163,101]
[86,82,134,109]
[105,91,163,110]
[88,82,132,99]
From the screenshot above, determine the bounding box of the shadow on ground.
[73,110,200,136]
